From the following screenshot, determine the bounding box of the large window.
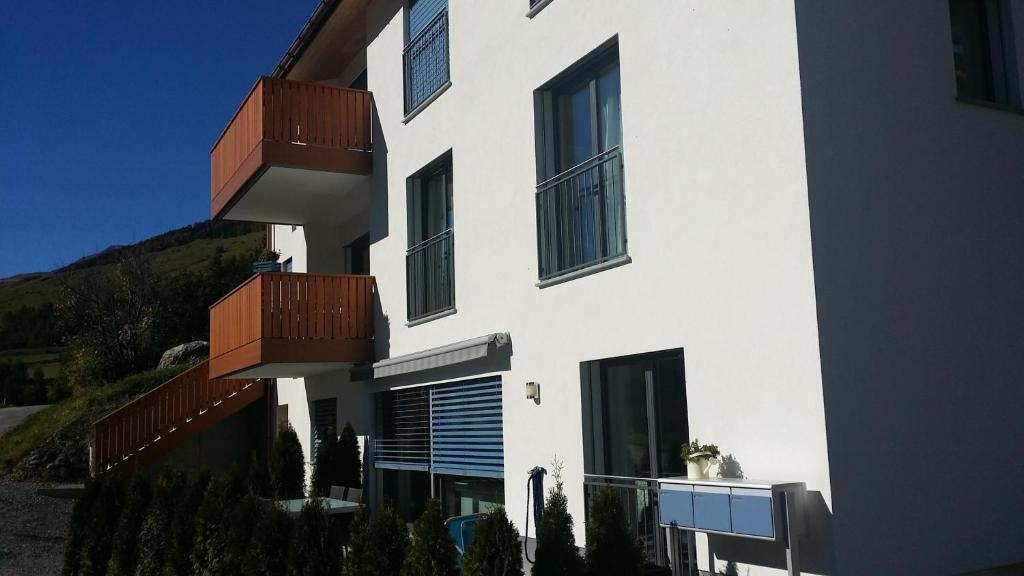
[404,0,450,114]
[534,40,626,282]
[949,0,1021,108]
[581,350,687,566]
[406,153,454,322]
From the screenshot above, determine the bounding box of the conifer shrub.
[211,492,262,576]
[107,475,152,576]
[62,479,100,576]
[286,499,341,576]
[461,507,523,576]
[365,504,410,576]
[190,473,243,576]
[134,470,184,576]
[242,501,293,576]
[532,479,583,576]
[340,504,371,576]
[584,487,643,576]
[78,478,124,576]
[311,425,339,497]
[401,498,457,576]
[338,422,363,489]
[245,450,271,497]
[164,472,209,576]
[271,425,306,499]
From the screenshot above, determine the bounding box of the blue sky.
[0,0,315,278]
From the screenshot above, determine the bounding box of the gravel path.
[0,481,73,576]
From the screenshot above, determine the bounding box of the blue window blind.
[409,0,446,38]
[430,378,504,478]
[311,398,337,461]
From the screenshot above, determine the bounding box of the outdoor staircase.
[91,360,263,477]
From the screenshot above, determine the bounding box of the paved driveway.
[0,405,51,437]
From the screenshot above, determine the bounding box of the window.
[345,234,370,275]
[281,258,293,273]
[406,153,454,322]
[950,0,1021,108]
[310,398,337,461]
[580,349,687,565]
[534,40,627,282]
[404,0,450,114]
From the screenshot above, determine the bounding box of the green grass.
[0,346,66,379]
[0,363,193,476]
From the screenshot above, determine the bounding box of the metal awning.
[372,332,510,378]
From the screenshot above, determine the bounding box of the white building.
[200,1,1024,574]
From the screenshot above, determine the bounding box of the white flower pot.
[687,457,711,479]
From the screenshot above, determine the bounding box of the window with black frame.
[534,40,626,282]
[580,350,688,566]
[406,153,454,322]
[404,0,450,114]
[949,0,1021,109]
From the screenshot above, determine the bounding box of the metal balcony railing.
[536,146,627,281]
[403,9,450,114]
[406,229,454,322]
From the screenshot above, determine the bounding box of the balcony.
[210,77,373,225]
[209,272,374,379]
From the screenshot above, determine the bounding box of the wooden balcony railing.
[91,360,262,476]
[210,77,373,219]
[209,272,374,379]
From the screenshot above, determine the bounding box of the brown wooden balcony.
[210,77,373,225]
[209,272,374,379]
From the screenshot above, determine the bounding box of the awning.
[372,332,510,378]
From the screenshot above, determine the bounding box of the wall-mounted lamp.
[526,381,541,404]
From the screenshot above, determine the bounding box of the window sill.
[403,81,453,124]
[535,255,632,289]
[526,0,554,18]
[406,307,457,327]
[956,96,1024,117]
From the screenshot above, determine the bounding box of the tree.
[164,472,209,576]
[461,508,523,576]
[286,499,341,576]
[271,425,306,499]
[367,504,410,576]
[213,493,262,576]
[62,480,100,576]
[57,254,163,380]
[242,502,292,576]
[245,451,270,497]
[78,479,124,576]
[532,478,583,576]
[584,487,643,576]
[107,475,151,576]
[402,499,457,576]
[190,474,242,576]
[311,426,340,497]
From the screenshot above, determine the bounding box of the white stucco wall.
[361,2,830,574]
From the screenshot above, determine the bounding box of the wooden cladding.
[210,77,373,219]
[91,360,262,476]
[209,273,375,378]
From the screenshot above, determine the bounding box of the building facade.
[203,1,1024,574]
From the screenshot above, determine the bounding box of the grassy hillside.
[0,346,65,379]
[0,226,265,317]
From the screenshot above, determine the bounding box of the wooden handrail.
[91,360,259,475]
[210,77,373,199]
[209,272,375,360]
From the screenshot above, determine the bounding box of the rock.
[158,341,209,369]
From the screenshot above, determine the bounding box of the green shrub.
[401,498,456,576]
[532,481,583,576]
[79,479,124,576]
[107,475,152,576]
[163,472,209,576]
[367,504,410,576]
[271,425,305,499]
[311,426,339,497]
[190,473,242,576]
[62,480,100,576]
[286,499,341,576]
[461,507,523,576]
[212,493,262,575]
[341,505,371,576]
[242,502,293,576]
[134,471,184,576]
[584,487,642,576]
[338,422,362,489]
[245,450,270,497]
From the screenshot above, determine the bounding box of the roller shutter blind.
[409,0,447,39]
[431,378,504,478]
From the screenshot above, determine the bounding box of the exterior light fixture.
[526,381,541,403]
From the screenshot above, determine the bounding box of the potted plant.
[252,249,282,273]
[680,439,720,479]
